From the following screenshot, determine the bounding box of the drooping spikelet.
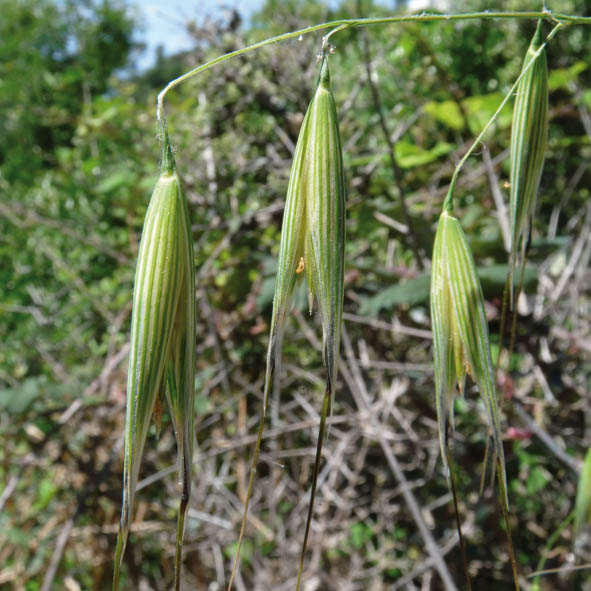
[228,52,345,591]
[430,206,508,508]
[113,129,195,591]
[509,20,548,304]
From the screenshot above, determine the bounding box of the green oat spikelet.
[296,51,345,590]
[430,205,508,509]
[228,52,345,591]
[509,20,548,305]
[302,53,345,403]
[113,128,195,591]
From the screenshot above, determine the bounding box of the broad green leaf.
[395,140,454,168]
[0,378,41,414]
[360,274,431,315]
[360,265,536,316]
[463,92,513,133]
[548,61,586,91]
[423,100,465,130]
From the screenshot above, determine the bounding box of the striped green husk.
[113,131,195,591]
[302,56,346,395]
[509,20,548,304]
[431,208,508,508]
[270,56,345,383]
[296,54,345,590]
[228,53,345,591]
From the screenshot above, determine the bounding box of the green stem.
[112,525,126,590]
[496,273,512,375]
[531,512,574,591]
[507,252,528,365]
[446,446,472,591]
[156,12,583,122]
[295,384,331,591]
[444,21,564,211]
[497,458,520,591]
[159,120,175,175]
[227,338,279,591]
[174,461,190,591]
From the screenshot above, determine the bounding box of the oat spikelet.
[114,129,195,591]
[228,53,345,591]
[509,20,548,305]
[431,206,508,509]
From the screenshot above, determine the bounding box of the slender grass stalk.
[530,563,591,578]
[574,449,591,538]
[296,385,331,591]
[531,512,574,591]
[156,13,585,123]
[446,447,472,591]
[496,457,520,591]
[443,22,563,212]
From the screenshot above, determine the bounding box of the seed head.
[430,208,507,506]
[114,130,195,590]
[229,53,346,591]
[509,20,548,303]
[271,53,345,393]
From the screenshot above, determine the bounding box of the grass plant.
[110,9,591,589]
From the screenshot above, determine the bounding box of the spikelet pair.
[228,52,345,590]
[430,204,508,508]
[113,129,196,591]
[509,20,548,304]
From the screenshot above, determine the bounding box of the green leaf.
[359,265,530,316]
[224,538,254,565]
[463,92,513,133]
[95,168,135,194]
[359,274,431,315]
[395,141,454,168]
[0,378,42,414]
[350,522,373,549]
[477,264,537,293]
[423,100,465,130]
[548,61,586,91]
[526,466,551,495]
[32,477,58,512]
